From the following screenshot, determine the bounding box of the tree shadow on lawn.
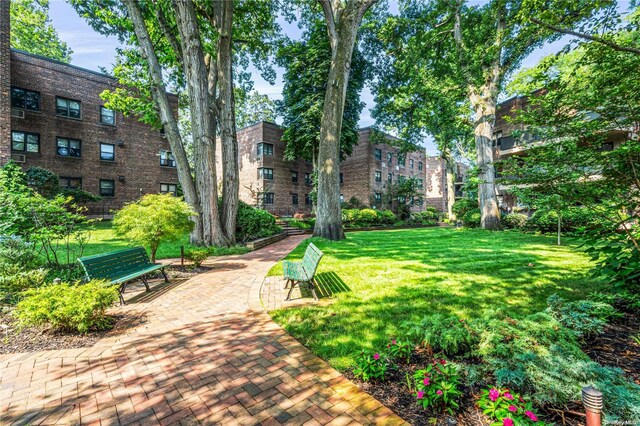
[270,228,606,369]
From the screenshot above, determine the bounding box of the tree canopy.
[10,0,72,62]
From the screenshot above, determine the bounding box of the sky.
[46,0,626,155]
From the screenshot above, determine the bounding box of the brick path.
[0,236,407,425]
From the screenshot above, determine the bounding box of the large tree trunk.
[469,79,501,230]
[173,0,228,246]
[315,1,373,240]
[122,0,204,243]
[444,156,457,219]
[216,0,239,244]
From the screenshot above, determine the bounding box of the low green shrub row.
[342,208,396,226]
[352,294,640,422]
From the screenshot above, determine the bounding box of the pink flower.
[373,353,380,360]
[416,391,425,399]
[489,388,500,402]
[436,390,443,395]
[440,359,447,365]
[392,339,397,345]
[525,411,538,422]
[503,392,514,400]
[423,377,430,386]
[503,418,514,426]
[508,405,517,412]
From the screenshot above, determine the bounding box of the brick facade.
[0,0,11,164]
[232,122,459,216]
[2,47,178,214]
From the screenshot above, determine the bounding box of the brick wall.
[9,50,178,212]
[0,0,10,164]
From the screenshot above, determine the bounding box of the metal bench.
[78,247,169,305]
[282,243,324,301]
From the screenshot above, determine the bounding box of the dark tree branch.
[531,17,640,55]
[152,0,183,64]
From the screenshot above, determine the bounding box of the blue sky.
[47,0,627,155]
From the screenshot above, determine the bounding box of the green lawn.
[268,227,606,370]
[57,220,249,263]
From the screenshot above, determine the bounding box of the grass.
[54,220,249,263]
[268,227,607,370]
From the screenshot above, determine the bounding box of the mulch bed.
[0,310,147,355]
[344,351,488,426]
[583,302,640,384]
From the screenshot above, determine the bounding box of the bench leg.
[284,278,292,289]
[309,278,319,301]
[119,284,126,305]
[161,268,169,283]
[141,276,150,292]
[285,280,297,301]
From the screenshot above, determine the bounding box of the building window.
[375,171,382,182]
[417,178,424,188]
[398,195,406,203]
[340,173,344,184]
[387,152,393,166]
[398,154,406,166]
[291,170,298,183]
[100,143,115,161]
[56,97,81,119]
[418,161,423,171]
[340,194,344,203]
[305,194,312,205]
[292,193,299,205]
[305,173,312,185]
[258,167,274,180]
[257,142,274,156]
[99,179,115,197]
[263,192,274,205]
[410,159,414,169]
[388,173,393,183]
[11,131,39,153]
[374,193,382,204]
[11,87,40,111]
[100,106,116,126]
[374,148,382,161]
[160,151,176,167]
[57,137,81,157]
[59,177,82,190]
[160,183,178,195]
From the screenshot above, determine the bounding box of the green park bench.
[283,243,324,301]
[78,247,169,305]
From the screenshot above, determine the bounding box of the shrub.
[546,294,621,338]
[0,268,48,304]
[462,209,481,228]
[408,210,439,226]
[377,210,396,225]
[352,350,387,382]
[342,209,359,223]
[186,249,209,268]
[25,166,60,198]
[358,208,378,224]
[528,207,602,233]
[15,281,119,333]
[402,314,477,356]
[386,338,413,363]
[413,361,463,415]
[236,202,281,243]
[452,198,477,218]
[114,194,195,261]
[0,236,41,273]
[503,213,528,229]
[477,387,546,425]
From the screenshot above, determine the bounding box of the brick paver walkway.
[0,236,406,425]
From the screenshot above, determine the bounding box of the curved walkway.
[0,236,406,425]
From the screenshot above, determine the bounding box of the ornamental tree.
[113,194,195,262]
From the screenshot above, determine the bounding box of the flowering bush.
[412,360,462,415]
[352,350,387,381]
[477,387,546,425]
[358,209,379,224]
[386,339,413,363]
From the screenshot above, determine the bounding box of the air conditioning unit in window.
[11,108,25,119]
[11,154,26,163]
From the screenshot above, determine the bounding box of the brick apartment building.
[493,94,628,210]
[231,121,460,216]
[0,0,178,215]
